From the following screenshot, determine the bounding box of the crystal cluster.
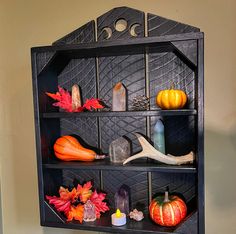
[129,209,144,221]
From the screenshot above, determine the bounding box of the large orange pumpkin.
[149,191,187,227]
[54,135,105,161]
[156,89,187,109]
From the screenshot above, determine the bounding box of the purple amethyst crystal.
[114,185,130,215]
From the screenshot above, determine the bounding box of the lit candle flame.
[115,209,121,218]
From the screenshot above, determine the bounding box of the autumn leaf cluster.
[46,181,109,223]
[46,86,104,112]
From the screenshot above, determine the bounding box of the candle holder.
[111,209,126,226]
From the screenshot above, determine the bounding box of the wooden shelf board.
[42,208,197,234]
[43,159,196,173]
[32,32,203,53]
[41,109,197,118]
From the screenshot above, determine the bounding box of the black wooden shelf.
[32,6,204,234]
[41,109,197,118]
[43,159,196,173]
[42,208,196,234]
[32,32,202,75]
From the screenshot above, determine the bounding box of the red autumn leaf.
[83,98,104,111]
[90,190,109,218]
[46,86,73,112]
[46,186,78,215]
[74,106,85,112]
[77,181,92,203]
[46,195,71,215]
[67,204,84,223]
[46,87,104,112]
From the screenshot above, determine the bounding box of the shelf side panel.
[60,117,99,151]
[172,40,198,66]
[197,38,205,234]
[97,7,146,110]
[58,57,98,148]
[149,52,195,111]
[43,169,63,196]
[56,16,98,148]
[53,21,95,45]
[103,171,148,212]
[151,115,195,156]
[62,169,100,189]
[40,119,61,163]
[44,201,65,223]
[98,54,146,110]
[152,172,196,203]
[176,211,198,234]
[58,58,97,100]
[36,51,56,75]
[100,116,146,154]
[147,13,200,37]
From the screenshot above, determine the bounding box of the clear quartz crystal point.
[112,82,127,111]
[109,137,131,163]
[72,84,82,110]
[83,200,96,222]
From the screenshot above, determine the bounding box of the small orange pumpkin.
[149,191,187,227]
[156,88,187,110]
[54,135,105,161]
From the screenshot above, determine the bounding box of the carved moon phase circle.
[115,18,127,32]
[130,23,141,37]
[101,27,112,40]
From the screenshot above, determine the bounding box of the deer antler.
[123,133,194,165]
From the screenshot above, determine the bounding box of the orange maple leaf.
[77,181,92,203]
[67,204,84,223]
[59,187,77,203]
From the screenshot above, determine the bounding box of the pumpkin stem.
[95,154,106,160]
[170,81,175,90]
[164,191,170,202]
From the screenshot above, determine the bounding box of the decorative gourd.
[156,87,187,109]
[54,135,105,161]
[149,191,187,227]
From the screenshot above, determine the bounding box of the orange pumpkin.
[156,89,187,109]
[149,191,187,227]
[54,135,105,161]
